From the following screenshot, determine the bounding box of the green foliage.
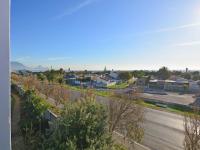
[20,90,49,148]
[113,144,127,150]
[192,75,200,81]
[77,77,91,82]
[183,73,191,80]
[157,66,171,80]
[58,77,65,85]
[43,98,113,150]
[192,71,200,81]
[37,73,46,81]
[172,71,182,76]
[132,70,146,78]
[59,68,64,74]
[118,72,132,81]
[45,70,56,83]
[108,82,129,89]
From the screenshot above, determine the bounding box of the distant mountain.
[11,61,48,72]
[11,61,28,71]
[31,65,49,72]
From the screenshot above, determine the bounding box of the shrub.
[42,97,113,150]
[20,90,49,148]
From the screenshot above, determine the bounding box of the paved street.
[69,90,186,150]
[113,88,196,106]
[141,92,195,106]
[142,108,184,150]
[92,92,186,150]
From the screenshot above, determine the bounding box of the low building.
[148,79,189,92]
[189,80,200,93]
[93,76,116,88]
[109,71,119,79]
[164,79,189,92]
[148,80,165,89]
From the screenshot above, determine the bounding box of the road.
[43,88,185,150]
[142,108,184,150]
[141,92,195,106]
[113,88,196,106]
[82,91,185,150]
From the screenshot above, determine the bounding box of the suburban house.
[109,71,119,79]
[92,76,116,88]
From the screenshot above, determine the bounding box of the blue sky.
[11,0,200,70]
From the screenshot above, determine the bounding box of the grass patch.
[64,84,84,92]
[113,144,127,150]
[139,100,194,115]
[64,84,112,97]
[166,105,193,115]
[94,90,112,97]
[108,82,129,89]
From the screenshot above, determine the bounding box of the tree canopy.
[157,67,171,80]
[118,72,132,81]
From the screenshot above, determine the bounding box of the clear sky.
[11,0,200,70]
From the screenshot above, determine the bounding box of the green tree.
[132,70,145,78]
[192,75,200,81]
[43,97,113,150]
[46,70,55,84]
[20,90,49,148]
[172,71,182,76]
[157,66,171,80]
[59,68,64,75]
[119,72,132,81]
[192,71,200,81]
[58,77,65,85]
[37,73,46,82]
[184,73,191,80]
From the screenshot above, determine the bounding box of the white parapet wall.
[12,84,58,122]
[0,0,11,149]
[113,131,151,150]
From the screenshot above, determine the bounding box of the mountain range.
[11,61,49,72]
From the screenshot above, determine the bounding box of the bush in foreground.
[20,90,49,148]
[42,97,114,150]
